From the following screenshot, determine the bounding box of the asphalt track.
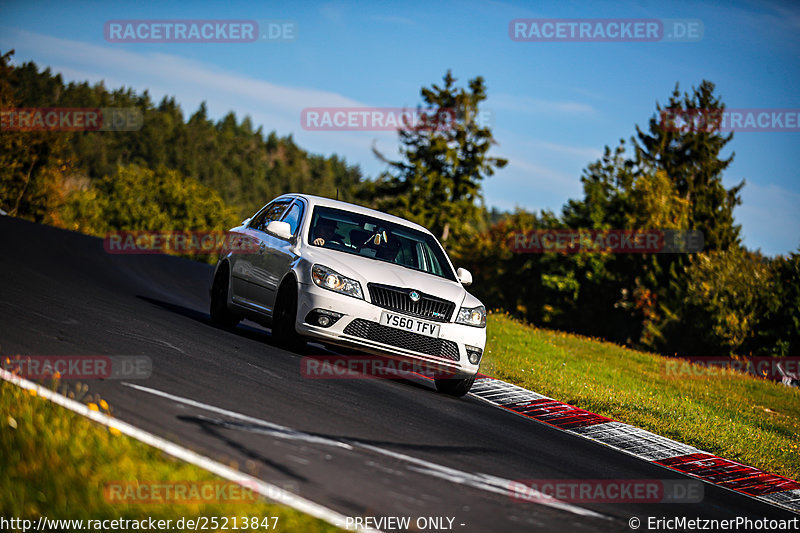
[1,215,797,532]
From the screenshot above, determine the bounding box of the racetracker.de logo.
[301,107,459,131]
[509,18,703,42]
[2,355,152,380]
[508,479,703,503]
[660,108,800,132]
[104,20,297,43]
[510,230,704,254]
[301,355,457,379]
[103,231,260,255]
[664,357,800,383]
[0,108,143,131]
[104,481,260,504]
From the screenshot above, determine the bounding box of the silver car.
[210,194,486,396]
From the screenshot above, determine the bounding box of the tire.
[271,280,305,350]
[434,374,476,397]
[210,265,240,327]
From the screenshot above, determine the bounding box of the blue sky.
[2,0,798,255]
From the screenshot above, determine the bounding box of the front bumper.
[295,282,485,378]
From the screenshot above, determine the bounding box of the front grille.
[343,319,460,361]
[368,283,455,322]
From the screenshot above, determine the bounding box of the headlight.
[456,305,486,328]
[311,264,363,299]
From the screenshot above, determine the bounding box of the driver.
[312,219,341,246]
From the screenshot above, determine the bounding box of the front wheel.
[434,375,475,397]
[210,266,240,327]
[271,281,305,350]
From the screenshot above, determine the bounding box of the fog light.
[305,309,343,328]
[465,345,483,365]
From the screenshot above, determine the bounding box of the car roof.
[276,193,435,235]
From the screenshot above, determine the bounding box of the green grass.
[481,312,800,480]
[0,378,343,532]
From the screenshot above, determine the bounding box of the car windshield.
[308,206,457,282]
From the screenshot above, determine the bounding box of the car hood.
[302,246,469,306]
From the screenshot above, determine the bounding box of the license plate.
[380,311,440,338]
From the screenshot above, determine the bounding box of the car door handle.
[258,242,266,254]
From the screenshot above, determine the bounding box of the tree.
[362,71,507,249]
[63,164,239,234]
[681,249,773,355]
[632,80,743,251]
[752,250,800,356]
[0,50,75,224]
[3,56,366,225]
[465,81,752,354]
[558,82,746,352]
[627,82,745,353]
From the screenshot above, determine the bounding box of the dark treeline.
[1,51,363,234]
[2,51,798,359]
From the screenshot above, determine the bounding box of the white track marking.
[124,383,610,520]
[357,444,608,519]
[123,382,353,449]
[0,369,378,532]
[186,413,355,450]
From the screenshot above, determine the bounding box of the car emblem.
[409,290,421,302]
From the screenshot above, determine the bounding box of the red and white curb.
[468,376,800,514]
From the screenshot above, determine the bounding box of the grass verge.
[0,378,343,532]
[482,312,800,481]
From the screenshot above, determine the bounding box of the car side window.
[250,200,291,232]
[280,202,303,236]
[422,243,445,276]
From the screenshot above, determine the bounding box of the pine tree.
[632,80,743,250]
[362,71,507,248]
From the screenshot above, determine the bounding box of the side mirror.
[241,217,251,227]
[266,220,292,240]
[456,267,473,286]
